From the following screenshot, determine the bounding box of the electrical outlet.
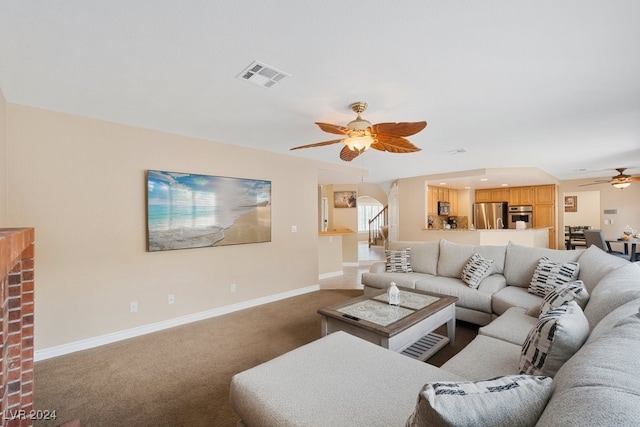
[230,283,237,293]
[168,294,175,305]
[290,225,297,233]
[130,301,138,313]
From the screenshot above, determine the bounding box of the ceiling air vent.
[237,61,290,88]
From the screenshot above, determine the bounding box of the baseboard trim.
[342,262,359,267]
[319,270,343,280]
[34,284,321,362]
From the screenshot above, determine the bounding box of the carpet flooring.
[33,289,478,427]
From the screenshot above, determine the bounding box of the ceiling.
[1,1,639,190]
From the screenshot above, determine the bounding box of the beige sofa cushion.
[479,307,538,346]
[437,240,506,278]
[577,244,630,293]
[492,286,543,316]
[583,262,640,328]
[414,275,499,314]
[504,242,582,288]
[441,335,522,380]
[389,240,439,275]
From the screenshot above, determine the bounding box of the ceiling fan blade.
[578,181,608,187]
[371,134,421,153]
[631,176,640,181]
[290,138,343,150]
[315,122,350,135]
[339,145,361,162]
[371,121,427,137]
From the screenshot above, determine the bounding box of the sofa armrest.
[370,261,386,273]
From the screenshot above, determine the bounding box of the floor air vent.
[237,61,289,88]
[400,332,449,361]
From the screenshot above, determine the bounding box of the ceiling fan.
[579,168,640,189]
[290,102,427,162]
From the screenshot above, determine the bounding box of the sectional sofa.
[230,241,640,426]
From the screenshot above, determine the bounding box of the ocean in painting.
[146,170,271,251]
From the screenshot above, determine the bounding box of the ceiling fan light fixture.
[612,181,631,189]
[344,135,374,152]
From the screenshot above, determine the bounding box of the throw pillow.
[406,375,553,427]
[461,253,494,289]
[519,301,589,377]
[385,248,413,273]
[528,257,580,297]
[538,280,589,317]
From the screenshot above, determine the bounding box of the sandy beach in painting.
[147,206,271,251]
[214,206,271,246]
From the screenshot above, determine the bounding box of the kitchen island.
[416,228,549,248]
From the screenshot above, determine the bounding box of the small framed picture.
[564,195,577,213]
[334,191,357,208]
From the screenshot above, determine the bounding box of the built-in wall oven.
[508,205,533,229]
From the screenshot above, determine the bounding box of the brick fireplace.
[0,228,35,427]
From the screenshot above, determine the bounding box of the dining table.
[606,238,639,262]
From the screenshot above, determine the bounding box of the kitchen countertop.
[319,229,356,236]
[414,227,550,247]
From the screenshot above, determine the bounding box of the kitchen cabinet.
[475,189,491,203]
[533,185,557,249]
[427,186,437,215]
[509,187,534,205]
[475,188,508,202]
[427,186,458,216]
[450,189,458,216]
[535,185,555,204]
[491,188,509,202]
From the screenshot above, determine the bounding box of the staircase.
[368,205,388,248]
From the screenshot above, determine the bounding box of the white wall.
[562,190,600,228]
[6,104,356,351]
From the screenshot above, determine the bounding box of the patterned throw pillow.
[528,257,580,297]
[385,248,413,273]
[406,375,554,427]
[538,280,589,317]
[520,301,589,377]
[461,253,494,289]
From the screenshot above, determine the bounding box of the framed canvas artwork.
[334,191,357,208]
[564,195,577,213]
[146,170,271,251]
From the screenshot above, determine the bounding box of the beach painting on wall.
[146,170,271,251]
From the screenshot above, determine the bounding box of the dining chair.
[583,229,629,260]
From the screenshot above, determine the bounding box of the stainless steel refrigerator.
[473,202,508,229]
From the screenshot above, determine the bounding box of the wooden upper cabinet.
[450,189,458,216]
[427,186,437,215]
[428,186,458,216]
[475,189,491,202]
[509,187,534,205]
[535,185,556,205]
[491,188,509,202]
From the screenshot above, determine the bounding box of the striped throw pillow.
[406,375,553,427]
[385,248,413,273]
[539,280,589,317]
[528,257,580,297]
[520,301,589,377]
[461,253,494,289]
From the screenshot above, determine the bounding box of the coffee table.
[318,288,457,361]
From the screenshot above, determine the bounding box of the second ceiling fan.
[290,102,427,162]
[579,168,640,189]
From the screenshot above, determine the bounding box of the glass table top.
[337,290,441,327]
